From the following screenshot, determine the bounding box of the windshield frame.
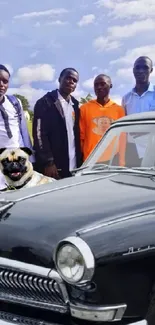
[76,120,155,176]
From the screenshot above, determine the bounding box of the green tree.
[13,94,30,111]
[80,93,93,104]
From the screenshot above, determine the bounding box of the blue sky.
[0,0,155,108]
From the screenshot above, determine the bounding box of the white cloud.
[116,67,133,79]
[96,0,114,9]
[93,19,155,52]
[110,44,155,65]
[46,20,68,26]
[96,0,155,19]
[108,19,155,39]
[93,36,121,52]
[77,14,95,26]
[13,64,55,85]
[7,85,46,108]
[14,8,68,19]
[111,94,122,105]
[82,76,96,89]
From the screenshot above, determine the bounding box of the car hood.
[0,172,155,267]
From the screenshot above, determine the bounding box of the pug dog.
[0,147,55,190]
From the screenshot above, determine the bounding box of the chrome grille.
[0,262,68,313]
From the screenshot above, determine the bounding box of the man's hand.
[44,163,60,179]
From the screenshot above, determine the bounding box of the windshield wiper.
[71,165,89,173]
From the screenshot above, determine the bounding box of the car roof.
[112,111,155,124]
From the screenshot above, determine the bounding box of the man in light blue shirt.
[122,56,155,114]
[122,56,155,163]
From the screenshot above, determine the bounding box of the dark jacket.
[33,90,82,178]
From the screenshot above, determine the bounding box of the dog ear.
[0,148,6,155]
[20,147,32,156]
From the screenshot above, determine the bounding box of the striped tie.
[0,104,12,138]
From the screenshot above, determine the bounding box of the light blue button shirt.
[122,83,155,159]
[122,83,155,114]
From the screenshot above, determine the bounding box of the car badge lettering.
[123,245,155,256]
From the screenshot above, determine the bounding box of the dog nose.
[11,162,18,168]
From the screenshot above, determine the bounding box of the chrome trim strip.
[0,257,52,277]
[0,200,15,212]
[70,303,127,322]
[0,294,67,313]
[0,257,69,304]
[54,236,95,285]
[77,208,155,235]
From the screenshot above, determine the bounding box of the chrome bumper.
[0,304,127,324]
[70,303,127,322]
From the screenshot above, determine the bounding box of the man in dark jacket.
[33,68,82,179]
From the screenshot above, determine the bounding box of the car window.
[84,123,155,169]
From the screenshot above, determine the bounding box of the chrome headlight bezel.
[54,236,95,285]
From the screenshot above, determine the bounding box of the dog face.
[0,147,33,187]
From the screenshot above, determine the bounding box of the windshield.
[82,122,155,171]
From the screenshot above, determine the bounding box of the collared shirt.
[122,83,155,115]
[58,91,76,171]
[0,96,24,148]
[0,95,34,190]
[122,83,155,158]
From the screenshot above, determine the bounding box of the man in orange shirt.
[80,74,126,165]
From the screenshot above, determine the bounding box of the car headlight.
[54,236,95,285]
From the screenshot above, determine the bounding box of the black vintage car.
[0,112,155,325]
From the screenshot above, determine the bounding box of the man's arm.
[32,99,59,178]
[79,105,86,157]
[118,106,126,166]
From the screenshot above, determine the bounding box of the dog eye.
[1,158,9,166]
[20,157,26,163]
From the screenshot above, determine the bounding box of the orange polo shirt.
[80,99,125,162]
